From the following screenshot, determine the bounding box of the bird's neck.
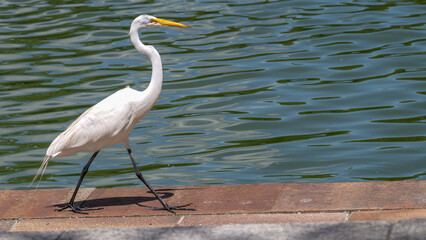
[129,27,163,96]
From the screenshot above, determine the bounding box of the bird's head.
[131,14,189,30]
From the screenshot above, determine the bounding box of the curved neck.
[129,26,163,95]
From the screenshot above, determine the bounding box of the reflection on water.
[0,0,425,190]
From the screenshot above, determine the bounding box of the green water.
[0,0,425,190]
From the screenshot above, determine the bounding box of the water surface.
[0,0,425,190]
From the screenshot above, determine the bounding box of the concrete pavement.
[1,218,425,240]
[0,180,425,238]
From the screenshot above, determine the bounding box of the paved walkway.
[0,180,425,238]
[1,219,425,240]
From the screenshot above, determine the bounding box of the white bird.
[32,15,193,214]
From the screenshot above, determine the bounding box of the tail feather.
[30,155,51,189]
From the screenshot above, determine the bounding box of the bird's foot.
[55,203,103,214]
[151,203,196,214]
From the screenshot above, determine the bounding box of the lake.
[0,0,425,190]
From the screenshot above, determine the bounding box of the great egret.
[32,15,193,214]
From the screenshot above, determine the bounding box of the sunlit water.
[0,0,425,190]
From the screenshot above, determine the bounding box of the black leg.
[127,148,195,214]
[56,151,103,214]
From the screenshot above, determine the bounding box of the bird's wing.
[47,89,135,157]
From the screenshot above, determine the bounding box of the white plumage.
[47,86,158,157]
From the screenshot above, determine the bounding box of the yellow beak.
[153,18,190,28]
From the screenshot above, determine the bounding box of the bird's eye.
[149,19,157,23]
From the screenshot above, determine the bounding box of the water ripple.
[0,0,425,189]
